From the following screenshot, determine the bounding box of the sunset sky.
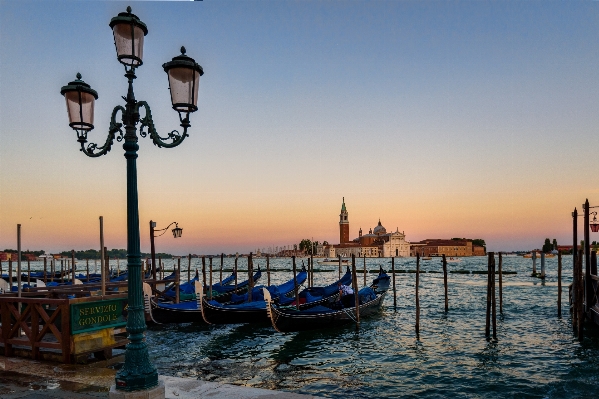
[1,1,598,254]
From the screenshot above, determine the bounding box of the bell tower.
[339,197,349,244]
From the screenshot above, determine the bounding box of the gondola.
[277,266,353,310]
[264,270,390,333]
[146,268,262,324]
[161,270,236,301]
[199,267,308,325]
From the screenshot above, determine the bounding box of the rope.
[342,307,358,323]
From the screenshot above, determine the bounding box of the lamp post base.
[109,380,165,399]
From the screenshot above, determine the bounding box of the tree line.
[2,248,174,260]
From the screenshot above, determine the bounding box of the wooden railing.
[1,297,71,362]
[0,293,130,364]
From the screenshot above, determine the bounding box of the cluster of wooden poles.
[571,249,597,341]
[4,250,578,342]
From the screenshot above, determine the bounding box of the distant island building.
[318,198,411,258]
[410,239,486,257]
[316,198,486,258]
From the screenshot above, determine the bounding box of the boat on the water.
[146,269,262,324]
[447,257,461,263]
[199,267,308,325]
[162,270,236,301]
[264,269,390,333]
[318,258,350,266]
[277,266,353,310]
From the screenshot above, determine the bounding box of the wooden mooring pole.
[491,254,497,340]
[99,216,105,295]
[267,254,271,287]
[293,255,299,310]
[485,252,492,338]
[202,256,207,293]
[498,252,503,314]
[248,253,253,302]
[570,247,578,334]
[86,259,90,283]
[532,251,537,276]
[188,254,191,282]
[176,257,181,303]
[541,252,546,279]
[307,258,311,287]
[569,208,578,333]
[442,254,448,312]
[234,255,238,291]
[557,251,562,318]
[415,253,420,336]
[43,257,47,283]
[209,257,213,300]
[7,259,11,287]
[338,255,342,280]
[17,224,21,298]
[392,256,397,309]
[105,250,109,286]
[220,253,224,284]
[577,249,584,341]
[27,259,31,285]
[352,254,360,327]
[310,253,314,288]
[363,255,367,287]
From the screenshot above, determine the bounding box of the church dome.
[373,219,386,235]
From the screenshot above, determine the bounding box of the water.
[11,256,599,398]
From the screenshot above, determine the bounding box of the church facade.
[320,198,411,258]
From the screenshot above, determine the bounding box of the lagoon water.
[142,255,598,399]
[13,256,599,398]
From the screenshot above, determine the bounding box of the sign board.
[70,298,128,335]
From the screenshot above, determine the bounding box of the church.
[318,198,410,258]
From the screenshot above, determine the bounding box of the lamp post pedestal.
[109,380,165,399]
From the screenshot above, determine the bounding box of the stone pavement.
[0,356,323,399]
[0,370,107,398]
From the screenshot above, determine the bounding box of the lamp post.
[150,221,182,281]
[59,6,203,392]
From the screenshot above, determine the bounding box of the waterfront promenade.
[0,356,321,399]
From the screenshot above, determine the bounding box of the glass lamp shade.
[163,47,204,113]
[60,73,99,131]
[591,222,599,233]
[172,226,183,238]
[109,6,148,67]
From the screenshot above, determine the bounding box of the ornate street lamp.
[149,221,182,281]
[590,212,599,233]
[59,6,203,393]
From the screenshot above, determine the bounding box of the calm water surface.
[22,256,599,398]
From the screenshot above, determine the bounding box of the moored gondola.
[264,270,390,333]
[146,269,262,324]
[199,267,308,325]
[277,266,353,310]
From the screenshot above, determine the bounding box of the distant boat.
[523,252,555,258]
[447,257,461,263]
[421,256,432,261]
[318,258,350,266]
